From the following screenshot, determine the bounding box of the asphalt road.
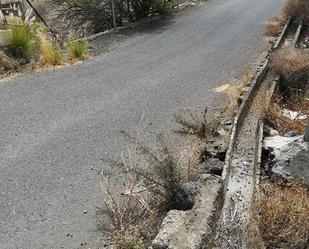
[0,0,284,248]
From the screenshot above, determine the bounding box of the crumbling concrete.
[175,181,201,210]
[203,158,224,176]
[264,135,309,185]
[152,178,222,249]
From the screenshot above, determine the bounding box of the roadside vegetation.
[68,40,88,60]
[258,180,309,249]
[0,2,89,78]
[258,1,309,248]
[102,130,203,248]
[54,0,173,35]
[265,0,309,38]
[266,48,309,135]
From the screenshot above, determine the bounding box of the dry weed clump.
[258,180,309,249]
[271,48,309,82]
[282,0,309,20]
[266,92,309,135]
[101,161,160,249]
[102,131,196,248]
[174,107,211,138]
[266,104,307,135]
[265,18,283,37]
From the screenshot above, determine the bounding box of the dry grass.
[174,107,210,138]
[266,104,307,135]
[258,180,309,249]
[266,92,309,135]
[102,130,198,248]
[265,18,284,37]
[271,48,309,82]
[101,157,161,249]
[38,34,63,66]
[282,0,308,20]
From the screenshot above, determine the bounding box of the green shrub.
[154,0,171,14]
[68,40,87,59]
[8,25,36,59]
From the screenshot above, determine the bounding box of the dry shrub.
[101,160,160,249]
[258,180,309,249]
[265,19,283,37]
[102,130,195,248]
[174,108,209,138]
[271,48,309,82]
[282,0,308,20]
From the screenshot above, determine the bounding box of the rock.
[213,122,232,137]
[204,138,227,161]
[264,136,309,185]
[152,179,222,249]
[168,179,222,249]
[199,173,221,182]
[152,210,187,249]
[203,158,224,176]
[175,181,201,211]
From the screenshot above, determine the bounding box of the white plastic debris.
[282,109,307,120]
[263,135,303,156]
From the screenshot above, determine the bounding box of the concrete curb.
[74,1,200,43]
[222,58,269,183]
[272,18,291,50]
[293,20,303,47]
[222,18,291,183]
[254,119,264,195]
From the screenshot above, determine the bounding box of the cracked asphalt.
[0,0,284,248]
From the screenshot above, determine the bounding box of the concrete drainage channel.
[151,19,297,249]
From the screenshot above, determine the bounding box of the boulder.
[175,181,201,211]
[264,135,309,185]
[152,178,222,249]
[203,158,224,176]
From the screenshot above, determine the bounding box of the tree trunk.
[305,120,309,142]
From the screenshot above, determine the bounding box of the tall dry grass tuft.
[258,180,309,249]
[271,48,309,82]
[38,34,63,66]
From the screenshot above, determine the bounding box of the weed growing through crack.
[174,107,221,139]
